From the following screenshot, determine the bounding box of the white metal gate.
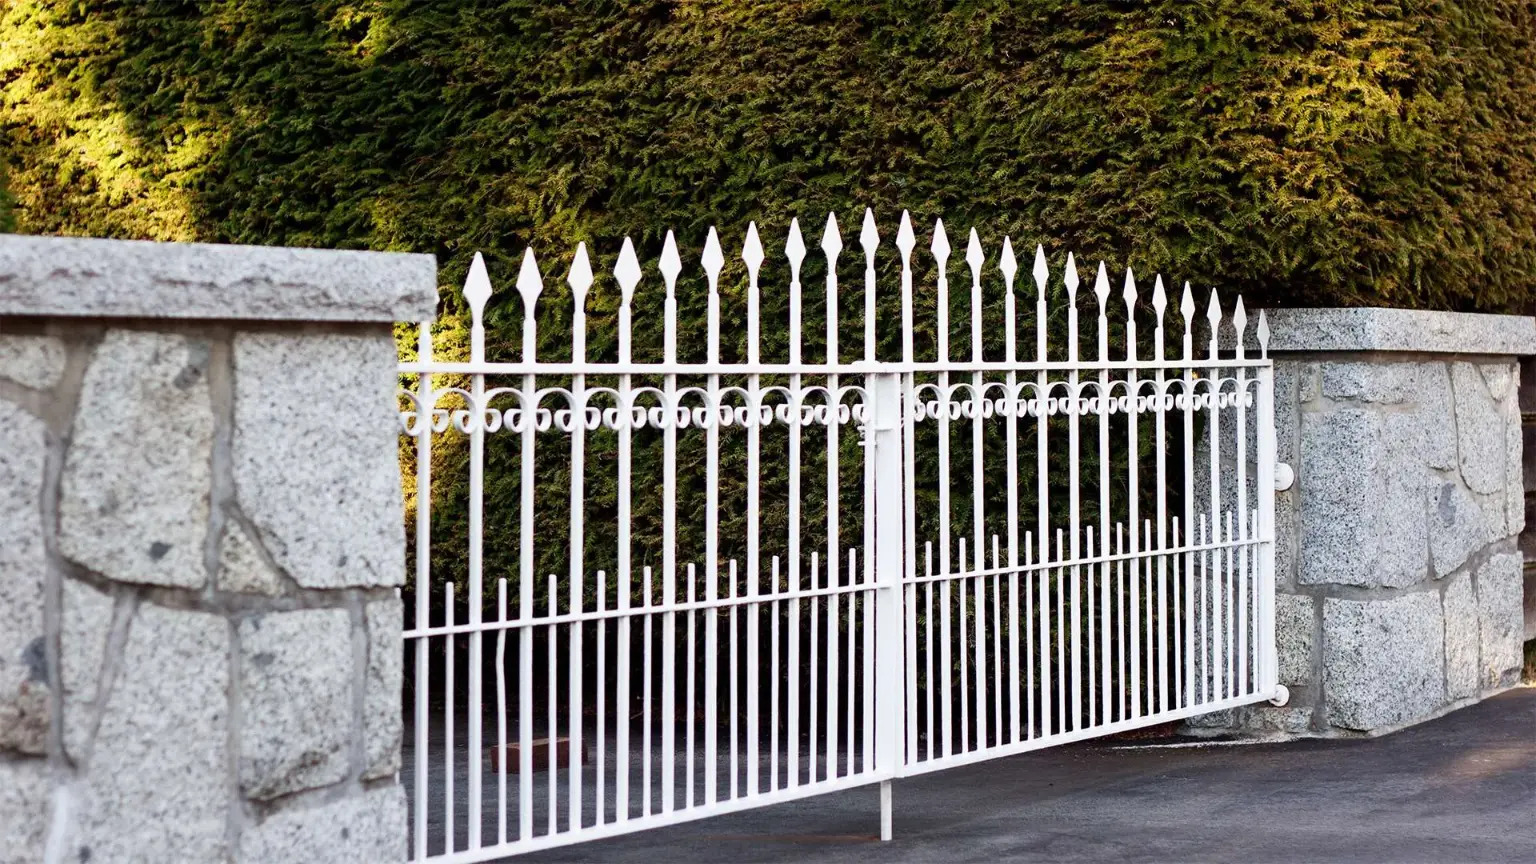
[397,211,1282,862]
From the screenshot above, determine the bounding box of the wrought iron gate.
[397,211,1282,862]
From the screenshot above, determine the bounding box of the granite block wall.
[1196,308,1533,737]
[0,235,435,863]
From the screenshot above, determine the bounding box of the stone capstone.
[0,334,67,390]
[0,758,50,864]
[60,579,118,761]
[1476,552,1523,688]
[1322,592,1445,731]
[1275,593,1313,687]
[218,519,284,596]
[239,608,354,800]
[233,331,405,589]
[59,329,214,588]
[1299,408,1426,588]
[0,233,437,323]
[1260,307,1536,355]
[240,784,407,864]
[73,603,228,863]
[1442,572,1479,700]
[1451,362,1505,496]
[0,401,47,754]
[363,598,403,781]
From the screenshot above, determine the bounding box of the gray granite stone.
[0,233,437,322]
[1429,481,1494,578]
[1297,362,1321,404]
[1479,363,1513,400]
[1273,361,1299,464]
[60,579,115,761]
[217,520,283,596]
[74,603,228,863]
[0,758,50,864]
[1322,593,1444,731]
[1320,361,1416,404]
[0,401,47,754]
[1413,362,1457,471]
[1503,373,1524,536]
[1298,408,1426,588]
[1442,572,1479,700]
[233,331,405,589]
[1275,593,1313,687]
[1259,307,1536,355]
[363,598,403,781]
[1239,705,1313,735]
[239,608,353,800]
[59,330,213,588]
[1476,552,1523,688]
[1451,362,1505,495]
[0,334,66,390]
[240,785,407,864]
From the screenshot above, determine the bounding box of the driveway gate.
[398,211,1284,862]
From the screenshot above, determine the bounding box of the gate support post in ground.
[0,234,436,862]
[868,370,905,842]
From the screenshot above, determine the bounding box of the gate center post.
[868,369,906,841]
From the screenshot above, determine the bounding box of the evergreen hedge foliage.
[4,1,1535,608]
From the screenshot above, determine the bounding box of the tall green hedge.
[4,1,1535,609]
[4,1,1535,311]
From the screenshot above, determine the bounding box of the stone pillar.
[1206,308,1533,737]
[0,235,435,863]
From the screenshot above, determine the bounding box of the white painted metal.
[399,214,1279,861]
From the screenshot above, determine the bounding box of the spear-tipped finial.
[1064,251,1079,299]
[701,226,724,285]
[1233,295,1247,334]
[895,210,915,259]
[1032,244,1048,293]
[860,208,879,255]
[464,251,493,316]
[1122,266,1138,306]
[515,247,542,306]
[1152,274,1167,317]
[999,237,1017,286]
[614,237,641,304]
[1206,286,1223,325]
[567,243,593,301]
[742,222,764,274]
[785,217,806,268]
[930,218,950,263]
[965,228,984,278]
[1257,309,1271,354]
[1180,281,1196,321]
[1093,260,1110,305]
[659,230,682,294]
[820,211,843,257]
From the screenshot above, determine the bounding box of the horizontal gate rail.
[399,210,1278,861]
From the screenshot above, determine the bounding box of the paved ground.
[503,688,1535,863]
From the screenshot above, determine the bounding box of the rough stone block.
[1239,705,1313,735]
[60,579,117,761]
[1275,593,1313,686]
[240,608,354,799]
[1476,552,1523,688]
[0,334,66,390]
[1320,361,1417,404]
[0,233,437,322]
[363,598,403,781]
[233,332,405,589]
[1261,307,1536,355]
[240,785,407,864]
[1451,362,1505,495]
[73,603,228,863]
[1299,408,1426,588]
[1413,362,1457,471]
[0,401,47,754]
[59,330,214,588]
[1322,593,1444,731]
[1442,572,1479,700]
[1503,379,1524,536]
[0,758,50,864]
[1429,481,1495,578]
[218,520,283,596]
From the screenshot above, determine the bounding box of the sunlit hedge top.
[3,1,1534,314]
